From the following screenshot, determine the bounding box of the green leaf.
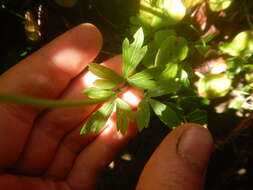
[155,36,188,65]
[138,0,186,29]
[158,63,179,80]
[180,69,190,87]
[116,98,133,135]
[122,28,148,78]
[182,0,204,8]
[128,79,157,90]
[89,63,124,83]
[137,98,150,131]
[80,101,115,134]
[149,99,182,128]
[154,29,176,45]
[93,79,119,89]
[127,67,164,89]
[220,31,253,56]
[197,74,232,99]
[229,97,244,110]
[147,81,181,97]
[208,0,233,12]
[186,109,207,125]
[81,88,116,99]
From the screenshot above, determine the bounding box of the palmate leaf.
[137,98,150,132]
[116,98,133,135]
[122,28,148,78]
[80,101,115,134]
[149,99,182,128]
[88,63,124,84]
[81,87,116,99]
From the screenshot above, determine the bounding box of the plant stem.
[0,93,114,108]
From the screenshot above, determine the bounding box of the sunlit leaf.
[80,101,115,134]
[93,79,119,89]
[155,36,188,65]
[127,67,164,89]
[180,69,190,87]
[89,63,124,83]
[220,31,253,56]
[229,97,245,110]
[81,88,116,99]
[122,28,148,78]
[116,98,133,135]
[182,0,204,8]
[149,99,182,128]
[137,98,150,131]
[138,0,186,29]
[197,74,232,99]
[207,0,234,12]
[158,63,179,80]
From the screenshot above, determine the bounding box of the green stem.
[0,93,114,108]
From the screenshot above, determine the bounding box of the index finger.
[0,24,102,170]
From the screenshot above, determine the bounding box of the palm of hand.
[0,24,137,190]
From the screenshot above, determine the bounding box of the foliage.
[1,0,253,136]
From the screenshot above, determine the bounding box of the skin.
[0,24,214,190]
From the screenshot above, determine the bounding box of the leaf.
[182,0,204,8]
[186,109,207,125]
[155,36,188,65]
[93,79,119,89]
[128,79,157,90]
[127,67,164,89]
[197,74,232,99]
[116,98,133,135]
[147,81,181,97]
[149,99,182,128]
[180,69,190,87]
[207,0,233,12]
[158,63,179,80]
[154,29,176,45]
[137,98,150,131]
[229,97,244,110]
[138,0,186,29]
[81,87,115,99]
[220,31,253,56]
[80,101,115,134]
[122,28,148,78]
[89,63,124,83]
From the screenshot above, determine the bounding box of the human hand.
[0,24,213,190]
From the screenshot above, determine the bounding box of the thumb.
[136,123,213,190]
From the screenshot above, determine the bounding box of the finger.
[0,24,102,171]
[66,89,142,190]
[13,56,122,175]
[45,87,142,180]
[136,124,213,190]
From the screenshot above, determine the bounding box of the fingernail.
[177,126,213,174]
